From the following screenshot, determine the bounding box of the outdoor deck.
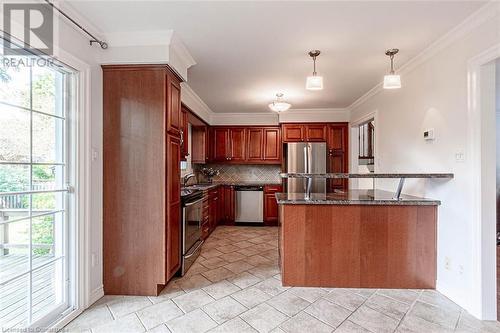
[0,254,57,329]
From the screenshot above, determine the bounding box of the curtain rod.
[44,0,108,49]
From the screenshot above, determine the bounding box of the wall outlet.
[444,257,451,270]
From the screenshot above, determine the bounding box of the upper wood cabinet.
[229,128,246,162]
[282,124,304,142]
[191,126,209,164]
[282,123,327,142]
[263,128,281,162]
[102,65,182,296]
[327,123,349,191]
[246,128,264,162]
[209,126,281,164]
[167,74,182,136]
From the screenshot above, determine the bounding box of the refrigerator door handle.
[303,145,309,193]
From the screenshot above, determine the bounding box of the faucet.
[183,173,196,186]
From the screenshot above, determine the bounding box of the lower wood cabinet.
[220,185,235,224]
[264,184,282,225]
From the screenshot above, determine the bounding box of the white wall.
[349,4,500,318]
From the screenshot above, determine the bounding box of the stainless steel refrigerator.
[285,142,327,193]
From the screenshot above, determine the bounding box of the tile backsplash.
[194,164,281,183]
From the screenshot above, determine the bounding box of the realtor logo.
[3,2,54,55]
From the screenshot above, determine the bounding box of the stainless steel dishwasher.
[234,185,264,223]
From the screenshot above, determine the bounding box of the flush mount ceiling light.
[383,48,401,89]
[268,93,291,112]
[306,50,323,90]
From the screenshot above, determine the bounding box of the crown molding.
[181,83,214,123]
[170,33,197,69]
[54,1,106,42]
[211,112,279,126]
[278,108,349,123]
[348,1,500,112]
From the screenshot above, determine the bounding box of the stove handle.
[184,240,204,259]
[184,197,203,207]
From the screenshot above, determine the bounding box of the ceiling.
[68,1,485,113]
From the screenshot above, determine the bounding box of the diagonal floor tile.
[136,300,184,330]
[240,303,289,333]
[208,317,257,333]
[231,287,272,308]
[279,311,333,333]
[202,280,241,299]
[304,298,352,328]
[172,289,215,313]
[349,305,400,333]
[167,309,217,333]
[266,290,311,317]
[202,296,248,324]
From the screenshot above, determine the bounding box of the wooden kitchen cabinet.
[246,128,264,162]
[212,128,230,162]
[167,73,182,136]
[229,128,246,162]
[264,184,282,225]
[191,126,209,163]
[305,124,327,142]
[103,65,182,296]
[166,134,182,279]
[282,124,304,142]
[282,123,327,142]
[180,106,189,161]
[208,188,219,232]
[210,126,281,164]
[220,185,235,224]
[327,123,349,191]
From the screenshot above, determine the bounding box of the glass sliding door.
[0,57,75,330]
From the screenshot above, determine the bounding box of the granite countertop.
[275,189,441,206]
[280,173,454,179]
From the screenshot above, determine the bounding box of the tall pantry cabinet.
[103,65,182,296]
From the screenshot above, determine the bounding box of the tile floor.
[65,226,500,333]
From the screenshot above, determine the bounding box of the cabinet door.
[191,126,207,163]
[263,185,282,225]
[166,134,181,280]
[263,128,281,162]
[229,128,246,162]
[327,123,349,190]
[246,128,264,162]
[166,72,182,136]
[180,108,189,161]
[221,186,235,224]
[282,124,304,142]
[305,124,327,142]
[212,128,230,162]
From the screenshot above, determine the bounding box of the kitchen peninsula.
[277,173,453,290]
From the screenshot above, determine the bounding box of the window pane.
[32,212,64,268]
[0,60,30,109]
[0,194,30,221]
[0,219,30,282]
[32,66,64,117]
[32,112,64,163]
[0,273,29,329]
[31,259,65,323]
[0,104,30,162]
[0,165,30,193]
[32,192,64,212]
[32,165,63,191]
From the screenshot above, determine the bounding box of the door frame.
[349,110,379,189]
[42,48,94,329]
[467,42,500,320]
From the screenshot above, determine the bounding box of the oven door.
[183,197,203,254]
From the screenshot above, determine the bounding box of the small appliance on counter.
[180,188,204,275]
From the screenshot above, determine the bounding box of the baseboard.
[89,285,105,306]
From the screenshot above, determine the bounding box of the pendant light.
[306,50,323,90]
[268,93,291,112]
[383,48,401,89]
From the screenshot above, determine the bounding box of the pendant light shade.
[268,93,291,112]
[306,50,323,90]
[383,48,401,89]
